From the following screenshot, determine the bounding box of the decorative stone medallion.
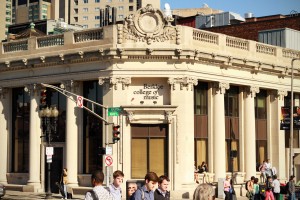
[119,4,180,45]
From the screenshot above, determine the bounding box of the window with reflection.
[194,82,208,169]
[131,124,168,179]
[83,81,103,173]
[224,86,239,172]
[255,90,267,166]
[12,88,30,172]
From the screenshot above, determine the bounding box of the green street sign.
[108,107,122,116]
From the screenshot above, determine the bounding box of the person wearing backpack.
[246,176,255,199]
[130,172,159,200]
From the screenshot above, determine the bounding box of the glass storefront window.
[83,81,103,173]
[131,124,168,179]
[12,88,30,172]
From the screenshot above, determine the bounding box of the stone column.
[25,84,42,190]
[168,77,197,188]
[212,82,229,181]
[244,86,259,180]
[62,81,79,187]
[270,90,287,180]
[0,88,9,184]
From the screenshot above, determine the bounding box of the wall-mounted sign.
[280,106,300,130]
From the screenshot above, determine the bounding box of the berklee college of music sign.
[280,106,300,130]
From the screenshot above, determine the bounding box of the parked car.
[0,184,5,198]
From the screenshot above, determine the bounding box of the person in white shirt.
[108,170,124,200]
[273,175,280,200]
[84,170,112,200]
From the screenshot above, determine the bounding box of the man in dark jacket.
[154,175,170,200]
[288,175,296,200]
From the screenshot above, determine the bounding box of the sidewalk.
[1,190,249,200]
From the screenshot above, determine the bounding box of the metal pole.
[290,58,300,176]
[45,116,52,199]
[105,108,110,186]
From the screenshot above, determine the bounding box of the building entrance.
[45,147,63,193]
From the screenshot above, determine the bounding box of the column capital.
[168,77,198,91]
[98,77,131,90]
[244,86,260,98]
[60,80,79,92]
[24,84,40,96]
[213,82,230,94]
[0,87,8,99]
[277,89,287,100]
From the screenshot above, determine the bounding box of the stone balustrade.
[37,34,64,48]
[3,39,28,53]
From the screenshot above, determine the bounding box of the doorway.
[45,147,63,193]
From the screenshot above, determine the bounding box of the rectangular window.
[118,15,124,19]
[107,0,112,2]
[95,7,100,12]
[129,0,133,2]
[129,6,133,11]
[194,82,208,115]
[83,24,88,28]
[95,0,100,2]
[95,24,100,28]
[83,0,88,3]
[83,81,103,173]
[83,8,88,12]
[131,124,168,179]
[118,6,123,10]
[12,88,30,172]
[95,16,100,20]
[225,86,239,117]
[83,16,88,20]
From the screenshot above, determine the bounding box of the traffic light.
[112,125,120,143]
[40,89,47,106]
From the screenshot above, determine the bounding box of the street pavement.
[1,190,249,200]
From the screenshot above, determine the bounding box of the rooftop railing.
[37,34,64,48]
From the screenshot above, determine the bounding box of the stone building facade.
[0,5,299,198]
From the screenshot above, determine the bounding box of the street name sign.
[108,107,122,116]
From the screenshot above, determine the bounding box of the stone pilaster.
[243,86,259,180]
[212,82,229,182]
[61,80,79,186]
[24,84,42,191]
[168,77,197,189]
[0,87,9,184]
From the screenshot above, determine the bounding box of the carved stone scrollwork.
[0,87,8,99]
[99,77,131,90]
[24,84,39,96]
[277,90,287,100]
[213,82,230,94]
[127,111,134,123]
[60,80,79,93]
[168,77,198,91]
[244,86,260,98]
[120,4,178,45]
[165,111,173,123]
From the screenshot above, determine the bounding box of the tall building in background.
[0,0,160,41]
[1,0,13,41]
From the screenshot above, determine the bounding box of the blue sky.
[160,0,300,17]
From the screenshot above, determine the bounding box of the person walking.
[130,172,159,200]
[287,175,296,200]
[108,170,124,200]
[224,175,232,200]
[154,175,170,200]
[61,168,68,200]
[84,170,112,200]
[193,183,215,200]
[272,175,280,200]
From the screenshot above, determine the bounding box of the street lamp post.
[290,58,300,177]
[40,106,59,199]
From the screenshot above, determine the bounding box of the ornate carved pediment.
[118,4,180,45]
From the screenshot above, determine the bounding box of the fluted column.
[0,88,9,184]
[62,81,79,186]
[244,86,259,179]
[168,77,197,188]
[25,84,42,189]
[213,82,229,181]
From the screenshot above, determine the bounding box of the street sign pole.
[104,107,110,186]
